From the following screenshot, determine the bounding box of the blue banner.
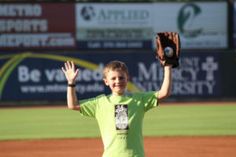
[0,51,222,102]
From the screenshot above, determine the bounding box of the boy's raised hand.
[61,61,79,84]
[156,32,181,68]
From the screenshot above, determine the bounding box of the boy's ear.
[103,78,109,86]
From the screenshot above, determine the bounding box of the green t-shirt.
[79,91,158,157]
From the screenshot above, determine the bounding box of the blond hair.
[103,60,129,78]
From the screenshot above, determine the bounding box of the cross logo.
[201,57,218,81]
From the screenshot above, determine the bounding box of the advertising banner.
[0,51,222,102]
[76,2,227,50]
[0,3,76,50]
[152,2,227,49]
[0,2,228,50]
[76,3,153,49]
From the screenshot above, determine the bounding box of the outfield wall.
[0,50,235,103]
[0,1,235,104]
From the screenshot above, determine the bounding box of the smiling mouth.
[115,84,124,88]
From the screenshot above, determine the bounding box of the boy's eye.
[119,76,124,80]
[111,77,117,80]
[111,76,125,80]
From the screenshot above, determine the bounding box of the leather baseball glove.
[156,32,181,68]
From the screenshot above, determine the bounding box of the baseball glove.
[156,32,181,68]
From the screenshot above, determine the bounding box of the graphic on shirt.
[115,104,128,130]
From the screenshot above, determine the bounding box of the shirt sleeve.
[79,97,98,118]
[141,91,159,112]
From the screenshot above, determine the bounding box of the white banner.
[76,3,153,28]
[152,2,227,49]
[76,2,227,49]
[76,3,153,41]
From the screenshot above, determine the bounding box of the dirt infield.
[1,136,236,157]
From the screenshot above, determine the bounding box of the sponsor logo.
[81,5,96,21]
[132,56,219,95]
[177,3,202,38]
[115,104,129,131]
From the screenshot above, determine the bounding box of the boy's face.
[103,69,128,96]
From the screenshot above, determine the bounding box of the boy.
[61,32,178,157]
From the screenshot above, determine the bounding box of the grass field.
[0,103,236,141]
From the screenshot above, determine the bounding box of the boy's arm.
[67,83,80,110]
[157,65,172,100]
[155,32,180,101]
[62,61,80,111]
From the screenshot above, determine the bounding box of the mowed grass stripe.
[0,104,236,140]
[144,104,236,136]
